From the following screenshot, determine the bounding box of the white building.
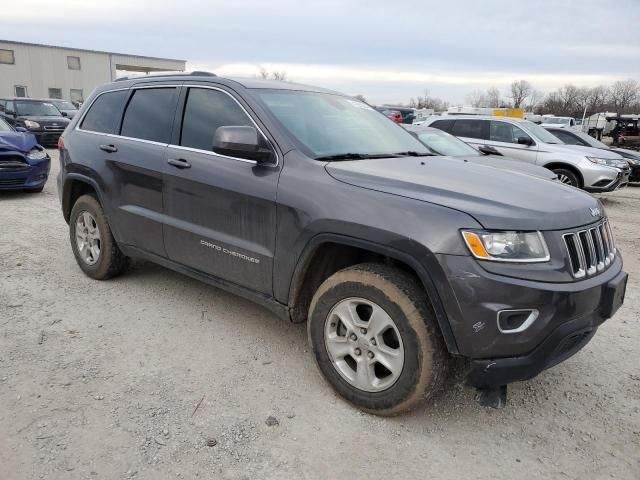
[0,39,186,104]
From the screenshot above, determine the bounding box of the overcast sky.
[4,0,640,104]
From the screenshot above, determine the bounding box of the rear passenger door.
[486,120,538,164]
[77,85,179,257]
[162,86,280,295]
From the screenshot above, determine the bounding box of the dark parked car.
[47,99,79,119]
[0,97,70,146]
[58,74,627,415]
[545,127,640,183]
[0,117,50,192]
[404,124,559,181]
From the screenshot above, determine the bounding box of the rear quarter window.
[80,90,128,134]
[429,119,454,132]
[450,119,489,140]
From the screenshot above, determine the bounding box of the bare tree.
[608,79,639,113]
[255,66,290,82]
[525,89,543,112]
[485,87,502,108]
[465,89,487,107]
[354,94,367,103]
[509,80,533,108]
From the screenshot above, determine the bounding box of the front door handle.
[99,144,118,153]
[167,158,191,169]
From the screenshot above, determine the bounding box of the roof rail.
[113,71,217,82]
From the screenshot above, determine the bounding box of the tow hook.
[476,385,508,408]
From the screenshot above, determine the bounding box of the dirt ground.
[1,149,638,480]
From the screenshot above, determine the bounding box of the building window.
[67,56,81,70]
[70,89,84,106]
[14,85,28,98]
[48,88,63,99]
[0,49,15,64]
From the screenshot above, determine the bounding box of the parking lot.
[1,149,638,480]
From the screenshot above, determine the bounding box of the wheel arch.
[62,174,103,224]
[543,162,584,188]
[288,234,459,354]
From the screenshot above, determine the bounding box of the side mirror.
[517,136,533,146]
[15,126,27,133]
[61,111,68,117]
[213,126,275,164]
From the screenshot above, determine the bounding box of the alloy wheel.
[75,211,101,265]
[324,297,405,392]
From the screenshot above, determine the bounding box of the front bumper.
[432,253,627,387]
[31,129,65,147]
[0,155,51,191]
[583,167,630,192]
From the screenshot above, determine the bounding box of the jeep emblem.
[590,207,601,217]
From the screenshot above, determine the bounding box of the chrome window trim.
[74,84,279,166]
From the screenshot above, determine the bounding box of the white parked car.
[539,116,578,129]
[422,115,630,192]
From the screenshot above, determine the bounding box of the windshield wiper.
[315,153,402,161]
[392,151,435,157]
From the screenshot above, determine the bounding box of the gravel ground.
[1,150,638,480]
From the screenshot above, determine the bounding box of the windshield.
[414,129,479,156]
[544,117,570,125]
[51,100,76,110]
[15,101,61,116]
[0,117,12,132]
[254,90,429,158]
[521,121,563,144]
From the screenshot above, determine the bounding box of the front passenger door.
[163,86,280,295]
[486,120,538,165]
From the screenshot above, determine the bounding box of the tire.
[307,263,448,416]
[69,194,128,280]
[552,168,580,188]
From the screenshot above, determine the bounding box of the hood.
[17,115,70,125]
[325,156,602,231]
[556,143,624,159]
[611,147,640,161]
[0,131,38,153]
[469,155,557,180]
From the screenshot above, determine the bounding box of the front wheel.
[553,168,580,188]
[307,263,448,416]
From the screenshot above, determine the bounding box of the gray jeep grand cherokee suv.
[57,73,628,415]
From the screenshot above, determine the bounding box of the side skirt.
[121,245,291,322]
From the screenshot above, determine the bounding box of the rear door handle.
[99,144,118,153]
[167,158,191,169]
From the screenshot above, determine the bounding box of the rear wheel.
[553,168,580,188]
[308,263,448,416]
[69,194,128,280]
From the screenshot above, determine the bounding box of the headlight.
[462,230,550,262]
[587,156,628,168]
[23,120,40,129]
[26,148,47,160]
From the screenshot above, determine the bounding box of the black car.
[57,73,627,415]
[546,127,640,183]
[0,98,70,147]
[47,99,79,119]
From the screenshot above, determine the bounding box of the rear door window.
[180,88,253,151]
[450,119,489,140]
[489,121,532,144]
[80,90,128,134]
[120,88,178,143]
[548,129,582,145]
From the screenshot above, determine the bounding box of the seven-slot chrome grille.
[563,219,616,279]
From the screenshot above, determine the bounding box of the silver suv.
[424,115,630,191]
